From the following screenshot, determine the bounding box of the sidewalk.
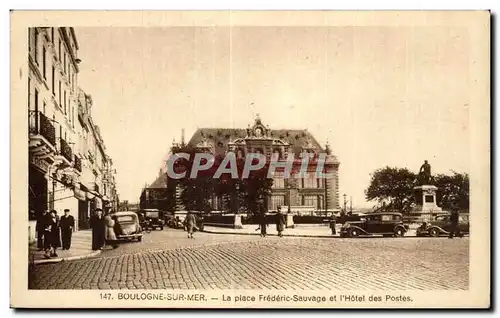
[29,230,101,265]
[203,224,418,238]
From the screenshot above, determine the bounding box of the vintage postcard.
[10,10,490,308]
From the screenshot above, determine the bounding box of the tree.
[365,166,417,211]
[365,166,470,213]
[434,172,469,211]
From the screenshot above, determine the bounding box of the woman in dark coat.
[44,210,61,258]
[90,209,106,250]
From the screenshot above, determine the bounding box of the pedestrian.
[276,206,286,237]
[36,210,49,251]
[90,208,106,250]
[59,209,75,250]
[185,211,196,239]
[329,215,337,235]
[104,212,118,249]
[43,210,60,259]
[449,206,461,239]
[259,205,267,237]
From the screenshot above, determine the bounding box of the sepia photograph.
[10,10,490,308]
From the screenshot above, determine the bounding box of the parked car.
[112,211,143,242]
[140,209,165,231]
[416,213,469,237]
[339,212,409,238]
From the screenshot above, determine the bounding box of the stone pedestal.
[285,213,295,228]
[233,214,243,229]
[411,185,443,219]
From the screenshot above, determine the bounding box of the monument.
[411,160,444,220]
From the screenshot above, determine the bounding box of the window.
[51,66,55,95]
[58,39,61,60]
[42,47,46,79]
[28,28,31,53]
[271,195,285,211]
[63,53,66,74]
[43,101,46,114]
[425,195,434,203]
[303,195,318,208]
[302,173,319,188]
[381,215,392,222]
[58,81,61,106]
[51,28,54,43]
[272,171,285,188]
[34,88,39,112]
[34,28,38,64]
[28,78,30,109]
[64,90,67,114]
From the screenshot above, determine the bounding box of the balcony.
[29,111,56,163]
[60,138,73,162]
[74,156,82,172]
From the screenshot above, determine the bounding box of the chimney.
[181,128,185,146]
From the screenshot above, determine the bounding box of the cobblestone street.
[29,229,469,290]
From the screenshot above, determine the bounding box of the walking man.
[60,209,75,250]
[276,206,286,237]
[90,208,106,250]
[329,215,337,235]
[259,205,267,237]
[449,206,461,239]
[185,211,196,239]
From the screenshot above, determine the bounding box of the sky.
[75,26,470,207]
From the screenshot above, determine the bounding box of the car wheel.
[429,228,440,237]
[138,236,142,242]
[348,228,359,238]
[393,227,405,237]
[160,226,164,230]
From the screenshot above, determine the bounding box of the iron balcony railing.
[74,156,82,172]
[29,111,56,146]
[60,138,73,162]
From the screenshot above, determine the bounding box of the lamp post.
[287,184,292,212]
[343,193,347,213]
[235,183,240,214]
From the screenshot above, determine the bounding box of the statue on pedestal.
[418,160,432,185]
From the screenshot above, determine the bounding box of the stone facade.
[27,27,118,238]
[142,116,340,214]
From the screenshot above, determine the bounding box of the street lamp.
[287,184,292,212]
[235,183,240,214]
[343,193,347,213]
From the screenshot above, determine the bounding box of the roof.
[148,174,169,189]
[112,211,138,216]
[188,127,330,157]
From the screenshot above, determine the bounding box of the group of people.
[256,205,287,237]
[89,208,122,250]
[35,209,75,259]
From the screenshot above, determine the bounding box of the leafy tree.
[365,166,469,213]
[365,166,417,211]
[434,172,469,211]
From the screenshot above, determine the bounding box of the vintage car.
[139,209,165,231]
[339,212,409,238]
[416,213,469,237]
[112,211,143,242]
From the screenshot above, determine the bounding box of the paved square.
[29,231,468,290]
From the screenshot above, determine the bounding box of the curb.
[33,250,102,265]
[202,229,426,239]
[202,229,339,238]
